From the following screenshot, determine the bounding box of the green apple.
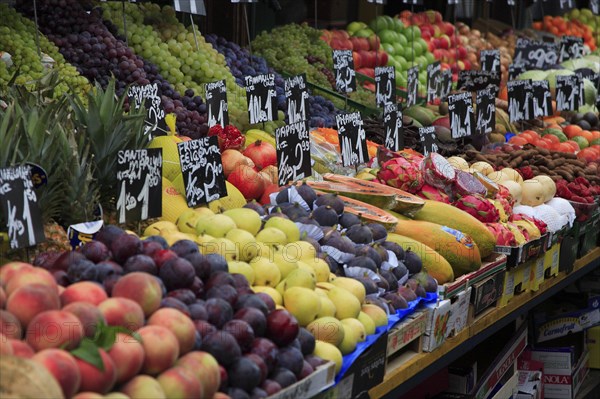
[222,208,262,236]
[283,268,316,291]
[381,43,395,54]
[195,214,236,237]
[228,261,255,285]
[393,18,405,32]
[354,28,374,38]
[203,237,239,261]
[255,227,288,247]
[347,21,367,35]
[249,256,282,287]
[378,29,398,44]
[403,46,415,61]
[425,51,436,64]
[225,228,258,262]
[283,287,321,326]
[264,217,300,243]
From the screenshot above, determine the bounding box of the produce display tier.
[370,247,600,399]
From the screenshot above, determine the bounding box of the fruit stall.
[1,0,599,399]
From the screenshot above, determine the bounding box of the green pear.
[144,221,178,236]
[283,241,317,261]
[284,268,316,290]
[254,241,275,260]
[341,318,367,342]
[255,227,288,247]
[361,304,388,328]
[228,261,255,285]
[307,317,345,347]
[331,277,366,304]
[161,231,191,246]
[298,262,318,281]
[194,233,215,247]
[272,252,298,279]
[223,208,262,236]
[339,323,359,355]
[283,287,321,326]
[357,311,376,335]
[176,209,201,234]
[194,207,215,217]
[252,286,283,305]
[275,280,287,297]
[300,258,330,283]
[317,297,337,318]
[226,228,258,262]
[203,237,239,261]
[249,256,281,287]
[326,287,361,319]
[264,217,300,243]
[195,214,237,237]
[314,341,343,374]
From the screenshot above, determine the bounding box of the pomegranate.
[228,164,265,200]
[222,149,254,177]
[260,165,278,185]
[243,141,277,170]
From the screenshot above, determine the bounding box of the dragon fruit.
[421,153,456,189]
[417,184,451,204]
[452,170,487,198]
[485,223,517,247]
[494,196,513,220]
[454,194,500,223]
[511,213,548,236]
[505,222,528,245]
[377,156,424,194]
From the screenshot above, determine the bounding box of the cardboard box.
[587,326,600,369]
[386,309,428,358]
[531,255,546,292]
[515,370,543,399]
[533,296,600,343]
[470,269,504,318]
[422,299,452,352]
[543,243,560,280]
[491,370,519,399]
[515,260,533,294]
[500,261,532,307]
[438,253,507,300]
[446,287,471,339]
[447,361,477,394]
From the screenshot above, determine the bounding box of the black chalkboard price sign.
[336,112,369,167]
[508,63,526,80]
[0,165,45,249]
[245,74,278,125]
[592,0,599,15]
[205,80,229,128]
[531,80,552,118]
[556,75,581,112]
[418,126,439,157]
[440,69,452,100]
[448,92,474,139]
[333,50,357,94]
[426,61,441,104]
[513,39,558,70]
[116,149,163,224]
[480,50,501,73]
[177,137,226,208]
[375,66,395,108]
[406,66,419,107]
[457,70,500,92]
[559,36,584,63]
[558,0,575,11]
[384,103,403,151]
[127,83,168,137]
[476,87,496,135]
[507,80,533,122]
[285,74,309,124]
[367,0,387,4]
[275,120,312,186]
[402,0,423,4]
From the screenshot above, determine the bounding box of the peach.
[0,262,33,287]
[177,351,221,398]
[157,367,203,399]
[108,332,145,384]
[60,281,108,306]
[6,283,60,328]
[75,348,117,394]
[120,375,167,399]
[8,339,35,358]
[26,310,84,351]
[0,286,6,308]
[0,309,22,339]
[5,267,57,296]
[62,301,106,338]
[32,348,82,398]
[0,333,13,355]
[137,325,180,375]
[72,392,104,399]
[147,308,195,355]
[98,297,145,331]
[111,272,163,317]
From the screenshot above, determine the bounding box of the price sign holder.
[448,92,474,139]
[559,36,584,62]
[245,74,278,126]
[336,112,368,168]
[116,149,163,224]
[426,62,441,104]
[531,80,552,119]
[284,74,309,124]
[177,137,226,208]
[0,165,45,250]
[556,75,581,112]
[440,69,452,101]
[508,63,526,80]
[333,50,357,110]
[275,120,311,186]
[457,70,500,92]
[406,66,419,108]
[480,50,501,73]
[507,80,533,123]
[418,126,439,157]
[592,0,599,15]
[476,87,496,135]
[383,103,403,151]
[375,66,395,108]
[127,83,169,138]
[205,80,229,128]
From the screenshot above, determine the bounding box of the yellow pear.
[316,282,335,290]
[314,288,328,298]
[328,273,337,282]
[225,229,258,262]
[223,208,262,236]
[194,207,215,217]
[317,297,337,318]
[283,287,321,326]
[342,318,367,342]
[144,221,177,237]
[331,277,366,304]
[313,341,343,374]
[161,231,191,246]
[275,280,287,297]
[327,287,361,319]
[255,227,288,247]
[249,257,281,287]
[194,233,215,247]
[282,241,317,261]
[272,252,298,279]
[339,323,359,355]
[203,237,239,261]
[361,304,388,328]
[357,311,376,335]
[228,261,255,285]
[298,262,317,281]
[300,258,330,283]
[252,286,282,305]
[196,214,237,237]
[307,317,345,347]
[176,210,202,234]
[284,268,316,290]
[254,242,274,260]
[264,217,300,243]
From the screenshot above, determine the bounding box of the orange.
[563,124,583,139]
[579,130,594,142]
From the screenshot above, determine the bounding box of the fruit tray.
[438,253,507,300]
[268,361,336,399]
[568,199,599,223]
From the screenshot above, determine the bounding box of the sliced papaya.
[304,180,397,210]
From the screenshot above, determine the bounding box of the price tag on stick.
[173,0,206,15]
[457,70,500,92]
[128,83,168,138]
[245,74,278,125]
[205,80,229,128]
[476,88,496,135]
[440,69,452,100]
[0,165,45,249]
[177,137,226,208]
[426,62,441,104]
[531,80,552,118]
[336,112,368,167]
[418,126,439,157]
[558,0,575,11]
[406,66,419,108]
[556,75,581,112]
[275,120,312,186]
[116,149,163,224]
[480,50,501,73]
[375,66,395,108]
[448,92,474,139]
[507,80,533,122]
[384,103,403,151]
[333,50,356,94]
[284,74,310,124]
[508,63,526,80]
[559,36,584,62]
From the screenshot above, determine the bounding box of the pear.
[249,256,281,287]
[356,312,376,335]
[314,341,343,374]
[196,214,237,237]
[342,318,367,342]
[361,304,388,328]
[256,227,288,247]
[283,287,321,326]
[161,231,191,246]
[326,287,361,319]
[316,282,336,290]
[225,229,258,262]
[275,280,287,297]
[339,323,359,355]
[252,286,282,305]
[203,237,239,261]
[328,273,337,282]
[254,241,275,260]
[272,252,298,279]
[144,221,177,236]
[331,277,366,303]
[298,262,317,281]
[223,208,262,236]
[194,207,215,217]
[307,317,345,347]
[194,233,215,247]
[314,288,328,298]
[264,217,300,243]
[300,258,330,283]
[284,268,316,290]
[283,241,317,261]
[176,210,202,234]
[317,297,337,318]
[228,261,255,285]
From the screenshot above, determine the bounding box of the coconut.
[521,179,545,207]
[500,168,523,184]
[470,161,494,176]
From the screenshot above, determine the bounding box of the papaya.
[304,180,397,210]
[394,219,481,277]
[333,194,398,231]
[413,200,496,258]
[387,233,454,284]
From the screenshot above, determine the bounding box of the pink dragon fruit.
[494,196,513,220]
[417,184,451,204]
[421,153,456,189]
[452,170,487,198]
[511,213,548,235]
[485,223,517,246]
[377,157,424,194]
[454,194,500,223]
